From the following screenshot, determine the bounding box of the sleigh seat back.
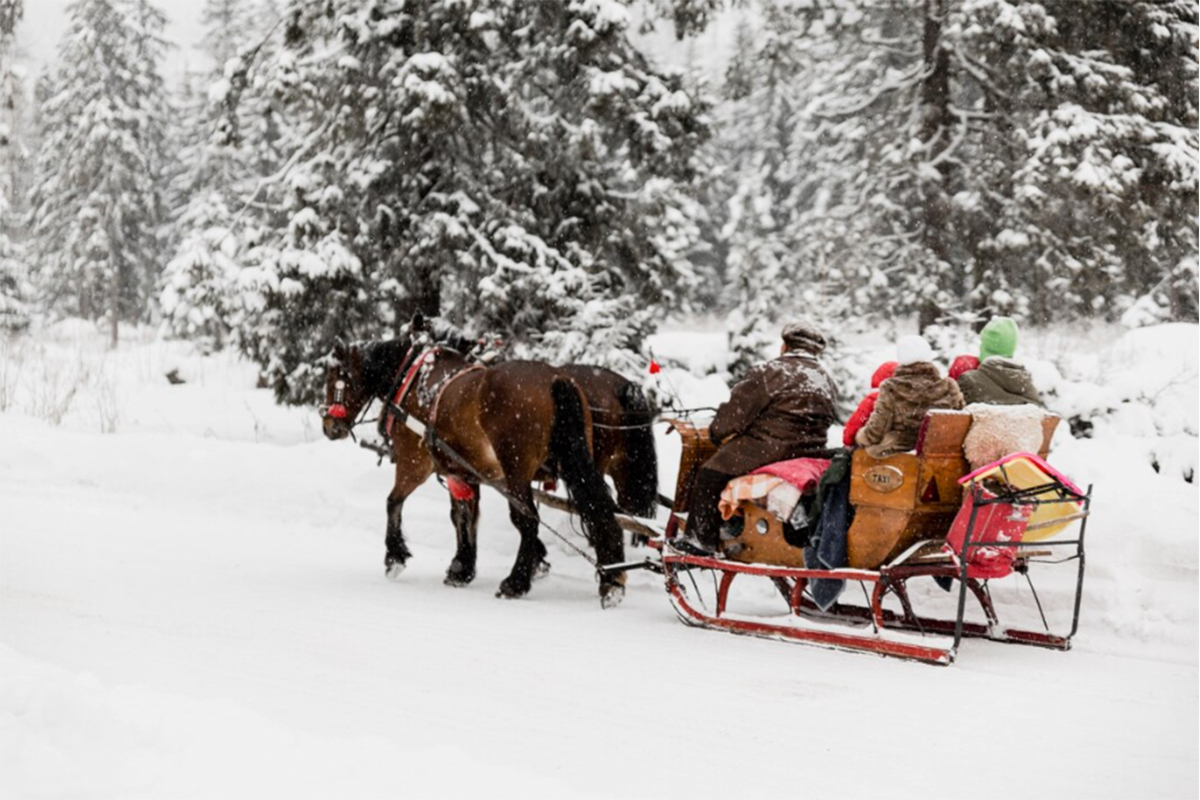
[845,410,1059,569]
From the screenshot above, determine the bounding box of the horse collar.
[384,345,486,442]
[385,345,437,432]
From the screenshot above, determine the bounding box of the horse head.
[322,339,373,441]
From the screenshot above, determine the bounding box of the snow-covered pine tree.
[167,67,209,208]
[234,0,710,404]
[28,0,171,346]
[717,6,813,376]
[215,0,286,174]
[774,1,975,331]
[0,0,19,35]
[200,0,258,71]
[956,0,1199,324]
[161,0,279,349]
[0,202,28,333]
[0,0,28,332]
[688,0,1198,330]
[125,0,172,304]
[161,191,241,349]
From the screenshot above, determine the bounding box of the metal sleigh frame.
[652,478,1092,666]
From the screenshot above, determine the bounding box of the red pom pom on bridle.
[325,403,348,420]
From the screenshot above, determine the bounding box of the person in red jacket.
[842,361,898,447]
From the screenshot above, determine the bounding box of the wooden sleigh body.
[652,413,1091,666]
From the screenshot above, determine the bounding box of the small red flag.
[648,359,661,375]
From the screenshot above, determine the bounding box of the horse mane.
[356,319,476,396]
[359,339,408,396]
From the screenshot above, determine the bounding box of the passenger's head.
[896,335,934,366]
[979,317,1019,361]
[781,321,826,356]
[871,361,898,388]
[949,354,980,380]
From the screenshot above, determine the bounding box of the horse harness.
[354,342,483,492]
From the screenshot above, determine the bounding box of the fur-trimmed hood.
[882,362,959,405]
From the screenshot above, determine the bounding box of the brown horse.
[322,327,638,607]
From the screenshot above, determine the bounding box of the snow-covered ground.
[2,320,1197,799]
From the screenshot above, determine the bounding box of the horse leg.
[384,491,412,579]
[531,535,551,580]
[590,515,627,609]
[611,380,658,518]
[547,379,627,608]
[444,483,480,587]
[496,482,545,599]
[384,428,434,581]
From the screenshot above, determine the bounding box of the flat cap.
[781,321,826,354]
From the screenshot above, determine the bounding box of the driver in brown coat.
[675,322,838,555]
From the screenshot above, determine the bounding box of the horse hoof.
[496,578,529,599]
[444,570,475,587]
[532,559,551,580]
[385,560,407,581]
[599,583,625,609]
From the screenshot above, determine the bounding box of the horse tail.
[615,381,658,518]
[549,379,623,561]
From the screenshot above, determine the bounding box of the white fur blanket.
[964,403,1046,471]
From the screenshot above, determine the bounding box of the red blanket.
[751,457,830,493]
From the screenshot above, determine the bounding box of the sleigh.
[644,412,1090,666]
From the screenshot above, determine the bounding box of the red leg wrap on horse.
[447,476,475,501]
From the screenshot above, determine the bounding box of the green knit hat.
[979,316,1019,361]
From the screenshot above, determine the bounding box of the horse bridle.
[321,375,379,441]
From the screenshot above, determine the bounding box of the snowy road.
[3,406,1196,799]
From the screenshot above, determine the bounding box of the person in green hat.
[956,316,1043,406]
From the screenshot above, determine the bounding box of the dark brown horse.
[322,326,651,607]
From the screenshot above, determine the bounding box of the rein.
[589,419,658,431]
[346,401,376,442]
